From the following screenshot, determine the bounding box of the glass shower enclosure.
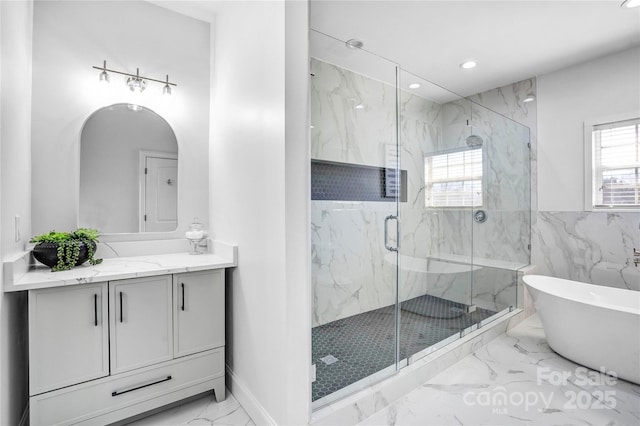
[310,31,400,403]
[310,30,530,407]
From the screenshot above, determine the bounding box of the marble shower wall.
[467,78,538,212]
[311,59,531,326]
[470,104,531,264]
[469,78,640,293]
[310,59,399,326]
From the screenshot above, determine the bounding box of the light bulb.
[127,76,147,93]
[127,68,146,93]
[98,60,109,83]
[162,75,172,96]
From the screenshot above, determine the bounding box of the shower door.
[468,103,530,318]
[397,70,477,362]
[310,30,400,407]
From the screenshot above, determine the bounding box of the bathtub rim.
[523,274,639,314]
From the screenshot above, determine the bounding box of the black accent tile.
[311,159,407,202]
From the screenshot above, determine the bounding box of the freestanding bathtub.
[524,274,640,385]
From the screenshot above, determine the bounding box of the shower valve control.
[473,210,487,223]
[633,248,640,267]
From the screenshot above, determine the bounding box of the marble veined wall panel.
[310,59,396,167]
[467,78,537,212]
[312,200,397,326]
[470,105,531,265]
[532,211,640,291]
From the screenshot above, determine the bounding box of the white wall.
[210,1,310,424]
[0,1,32,424]
[31,0,210,239]
[537,47,640,211]
[532,47,640,289]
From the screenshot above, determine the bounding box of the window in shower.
[424,147,483,207]
[587,117,640,209]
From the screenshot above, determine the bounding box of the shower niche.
[310,30,530,406]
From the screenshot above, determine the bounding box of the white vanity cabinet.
[110,275,173,374]
[174,270,224,358]
[28,270,226,426]
[29,283,109,395]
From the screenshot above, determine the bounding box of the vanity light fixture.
[92,60,177,95]
[621,0,640,8]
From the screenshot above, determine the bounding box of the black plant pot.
[32,241,96,269]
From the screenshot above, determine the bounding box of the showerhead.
[466,134,483,148]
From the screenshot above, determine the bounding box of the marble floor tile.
[358,315,640,425]
[122,391,254,426]
[120,315,640,426]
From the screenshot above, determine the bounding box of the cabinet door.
[29,283,109,395]
[110,276,173,374]
[174,270,225,357]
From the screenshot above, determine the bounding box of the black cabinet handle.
[181,283,185,311]
[111,376,172,397]
[94,294,98,326]
[119,291,123,323]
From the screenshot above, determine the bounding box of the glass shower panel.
[310,30,400,407]
[397,70,477,362]
[469,103,531,317]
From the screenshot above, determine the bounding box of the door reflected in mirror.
[79,104,178,233]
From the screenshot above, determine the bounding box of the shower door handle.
[384,215,398,252]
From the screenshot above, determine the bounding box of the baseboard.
[18,402,29,426]
[226,364,277,426]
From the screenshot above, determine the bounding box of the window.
[589,118,640,209]
[424,148,482,207]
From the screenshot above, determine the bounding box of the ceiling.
[309,0,640,97]
[153,0,640,98]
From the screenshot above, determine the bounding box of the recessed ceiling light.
[460,60,478,70]
[621,0,640,8]
[355,104,365,110]
[409,83,421,89]
[345,39,364,49]
[522,94,536,103]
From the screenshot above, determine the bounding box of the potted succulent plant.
[30,228,103,272]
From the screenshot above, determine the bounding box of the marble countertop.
[3,239,237,292]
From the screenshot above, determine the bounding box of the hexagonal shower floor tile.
[311,294,496,401]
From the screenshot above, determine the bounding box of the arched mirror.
[79,104,178,233]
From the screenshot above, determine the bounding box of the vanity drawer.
[30,349,224,426]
